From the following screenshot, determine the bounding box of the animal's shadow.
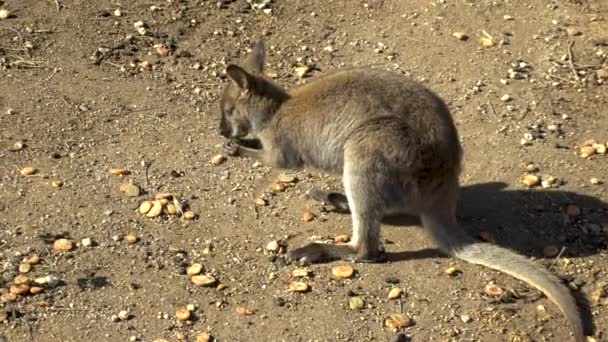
[316,181,607,335]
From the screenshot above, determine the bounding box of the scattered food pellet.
[484,283,504,297]
[295,66,311,78]
[110,168,130,175]
[277,173,297,183]
[53,238,74,252]
[146,201,163,218]
[292,268,311,277]
[580,146,595,158]
[210,154,226,166]
[191,275,216,287]
[30,286,43,295]
[10,284,29,295]
[176,308,191,321]
[18,263,31,273]
[0,293,17,303]
[334,235,350,243]
[125,234,139,244]
[445,267,461,276]
[452,32,468,40]
[384,313,413,331]
[543,245,560,257]
[255,197,268,206]
[521,174,539,187]
[332,265,354,279]
[26,255,40,265]
[119,183,140,197]
[302,211,316,222]
[139,201,153,215]
[349,296,365,310]
[593,143,606,154]
[187,263,203,276]
[289,282,309,292]
[51,180,63,188]
[235,306,255,315]
[183,211,196,220]
[271,182,286,192]
[195,333,211,342]
[13,275,29,285]
[20,166,36,176]
[388,288,402,300]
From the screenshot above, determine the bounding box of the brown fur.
[217,41,586,341]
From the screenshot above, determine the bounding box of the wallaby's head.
[219,40,288,139]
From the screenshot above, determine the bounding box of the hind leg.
[287,158,387,263]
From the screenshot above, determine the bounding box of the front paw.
[223,141,240,156]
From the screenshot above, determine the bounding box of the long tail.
[421,214,585,342]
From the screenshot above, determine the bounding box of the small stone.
[51,180,63,188]
[81,238,93,247]
[452,32,468,41]
[332,265,354,279]
[445,267,461,276]
[111,315,120,322]
[113,8,122,16]
[34,275,60,288]
[53,238,74,252]
[118,310,130,320]
[176,307,191,321]
[30,286,43,295]
[521,174,539,187]
[461,314,472,323]
[590,178,602,185]
[503,14,514,20]
[384,313,413,331]
[235,306,255,315]
[500,94,512,102]
[175,332,187,341]
[19,263,31,273]
[484,283,504,297]
[191,275,216,287]
[543,245,560,257]
[110,168,130,175]
[13,275,30,285]
[155,45,170,57]
[566,27,581,36]
[187,263,203,276]
[266,240,280,252]
[289,282,309,292]
[592,143,606,154]
[271,182,287,193]
[349,296,365,310]
[210,154,226,166]
[125,234,139,244]
[0,9,11,20]
[119,183,140,197]
[479,37,495,47]
[183,211,196,220]
[388,288,402,300]
[302,211,316,222]
[334,235,350,243]
[566,204,581,217]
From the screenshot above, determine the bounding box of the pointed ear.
[243,39,265,74]
[226,64,253,90]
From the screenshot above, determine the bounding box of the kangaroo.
[217,40,586,341]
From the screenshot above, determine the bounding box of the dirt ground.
[1,0,607,341]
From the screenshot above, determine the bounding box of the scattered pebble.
[302,211,316,222]
[566,27,581,36]
[53,238,74,252]
[51,180,63,188]
[388,288,402,300]
[592,143,606,154]
[277,173,297,183]
[195,333,211,342]
[292,268,311,277]
[34,275,60,288]
[289,282,309,292]
[183,211,196,220]
[483,283,504,297]
[0,9,11,20]
[500,94,512,102]
[191,275,216,287]
[125,234,139,244]
[266,240,280,252]
[10,284,30,295]
[580,146,596,158]
[118,310,130,320]
[384,313,413,331]
[295,66,311,78]
[19,263,31,273]
[349,296,365,310]
[271,182,287,193]
[254,197,268,206]
[210,154,226,166]
[334,235,350,243]
[176,307,191,321]
[26,255,41,265]
[461,314,472,323]
[590,178,602,185]
[452,32,468,41]
[332,265,354,279]
[0,293,17,303]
